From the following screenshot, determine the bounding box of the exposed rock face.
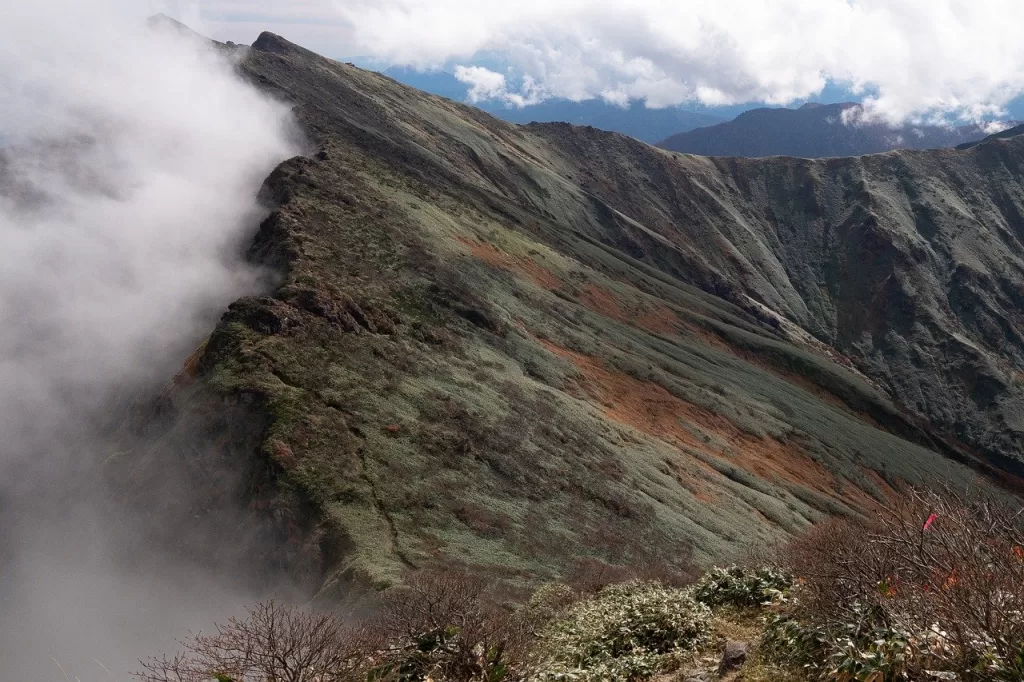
[126,31,1024,593]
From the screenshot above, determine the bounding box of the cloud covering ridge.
[0,1,297,678]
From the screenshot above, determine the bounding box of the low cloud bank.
[326,0,1024,124]
[0,2,297,678]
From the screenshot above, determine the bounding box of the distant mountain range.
[378,66,723,142]
[365,69,1009,157]
[657,102,1006,157]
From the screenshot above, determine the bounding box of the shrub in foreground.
[136,573,532,682]
[137,488,1024,682]
[771,488,1024,681]
[134,601,372,682]
[535,580,712,681]
[368,570,533,682]
[692,564,792,608]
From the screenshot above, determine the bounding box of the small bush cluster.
[761,607,930,681]
[521,582,578,627]
[368,571,533,682]
[765,488,1024,681]
[135,576,717,682]
[535,580,712,681]
[135,488,1024,682]
[136,572,533,682]
[692,564,792,608]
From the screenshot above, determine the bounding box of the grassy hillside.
[118,32,1024,595]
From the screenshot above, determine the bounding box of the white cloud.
[316,0,1024,123]
[158,0,356,53]
[454,65,545,107]
[841,104,867,126]
[455,65,509,101]
[0,0,297,677]
[0,1,295,426]
[982,119,1014,134]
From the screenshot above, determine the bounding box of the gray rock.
[718,640,749,674]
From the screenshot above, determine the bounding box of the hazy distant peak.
[145,13,238,52]
[146,13,201,38]
[658,103,998,158]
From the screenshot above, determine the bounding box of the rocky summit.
[122,31,1024,596]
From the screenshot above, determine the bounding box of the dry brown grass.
[455,236,562,291]
[536,337,883,514]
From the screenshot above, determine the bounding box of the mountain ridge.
[120,30,1024,595]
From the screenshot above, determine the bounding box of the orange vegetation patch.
[578,283,680,335]
[269,439,297,471]
[538,338,884,514]
[456,236,561,290]
[172,341,207,386]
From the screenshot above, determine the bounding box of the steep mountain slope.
[379,67,724,143]
[126,32,1024,596]
[658,102,996,157]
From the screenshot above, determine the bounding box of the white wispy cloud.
[0,0,297,676]
[454,65,546,107]
[454,65,509,102]
[308,0,1024,124]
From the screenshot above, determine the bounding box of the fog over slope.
[0,2,297,678]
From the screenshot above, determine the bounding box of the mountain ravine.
[117,30,1024,597]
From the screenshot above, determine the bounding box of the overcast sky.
[171,0,1024,124]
